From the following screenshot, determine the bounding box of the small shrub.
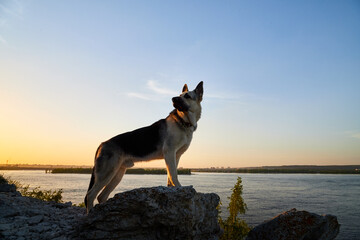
[75,202,86,208]
[20,185,63,203]
[6,176,63,203]
[218,177,251,240]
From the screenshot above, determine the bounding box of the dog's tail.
[84,167,95,208]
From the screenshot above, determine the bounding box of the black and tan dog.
[85,82,203,213]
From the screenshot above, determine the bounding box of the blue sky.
[1,0,359,167]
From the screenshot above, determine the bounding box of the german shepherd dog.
[85,82,203,213]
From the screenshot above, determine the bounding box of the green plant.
[6,176,63,203]
[75,202,86,208]
[218,177,251,240]
[20,185,63,203]
[5,176,22,189]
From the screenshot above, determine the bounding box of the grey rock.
[34,222,54,233]
[1,229,15,237]
[28,215,43,225]
[53,236,69,240]
[0,223,14,231]
[246,208,340,240]
[31,224,47,233]
[74,186,221,240]
[0,183,16,192]
[16,226,30,237]
[0,202,20,218]
[0,183,220,240]
[14,216,28,222]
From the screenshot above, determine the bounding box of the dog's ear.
[195,81,203,101]
[182,84,188,93]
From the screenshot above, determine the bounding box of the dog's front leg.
[164,151,181,187]
[167,155,182,186]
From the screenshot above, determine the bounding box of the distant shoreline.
[1,164,359,174]
[192,168,360,174]
[0,166,191,175]
[193,165,360,174]
[50,168,191,175]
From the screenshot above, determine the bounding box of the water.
[2,171,359,239]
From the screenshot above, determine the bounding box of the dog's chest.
[178,131,193,150]
[167,129,193,152]
[184,131,193,144]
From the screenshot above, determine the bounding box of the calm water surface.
[2,171,359,239]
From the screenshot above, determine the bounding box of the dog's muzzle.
[172,97,189,112]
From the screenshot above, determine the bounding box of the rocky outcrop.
[0,183,85,240]
[1,181,341,240]
[0,183,220,240]
[246,208,340,240]
[73,186,221,240]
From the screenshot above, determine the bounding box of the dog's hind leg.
[97,166,126,204]
[86,153,120,213]
[86,178,111,213]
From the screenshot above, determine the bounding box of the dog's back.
[107,119,167,158]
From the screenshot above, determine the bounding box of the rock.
[31,223,49,233]
[28,215,43,225]
[246,208,340,240]
[73,186,221,240]
[0,183,17,193]
[0,183,220,240]
[0,182,86,240]
[16,226,29,237]
[0,223,14,231]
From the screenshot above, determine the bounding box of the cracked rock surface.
[246,208,340,240]
[0,184,85,240]
[75,186,221,240]
[0,183,221,240]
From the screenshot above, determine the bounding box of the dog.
[84,81,203,213]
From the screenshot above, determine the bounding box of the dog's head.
[172,81,203,126]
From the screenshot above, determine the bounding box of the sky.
[0,0,359,168]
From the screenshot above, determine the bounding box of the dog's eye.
[184,93,191,99]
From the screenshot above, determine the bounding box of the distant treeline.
[51,168,92,174]
[2,164,359,175]
[50,168,191,175]
[192,168,360,174]
[0,164,90,171]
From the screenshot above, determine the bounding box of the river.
[1,170,359,239]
